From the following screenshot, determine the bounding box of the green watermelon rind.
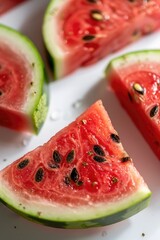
[0,178,151,228]
[42,0,68,79]
[0,24,48,134]
[105,49,160,76]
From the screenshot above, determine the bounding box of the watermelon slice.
[0,100,151,228]
[105,50,160,160]
[0,24,48,134]
[42,0,160,79]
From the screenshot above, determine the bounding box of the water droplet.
[72,99,82,109]
[21,139,28,146]
[50,109,61,121]
[101,230,107,237]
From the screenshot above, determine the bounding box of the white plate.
[0,1,160,239]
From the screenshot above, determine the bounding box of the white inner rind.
[0,24,44,115]
[107,50,160,70]
[0,177,151,222]
[42,0,69,78]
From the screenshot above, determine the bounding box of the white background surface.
[0,0,160,239]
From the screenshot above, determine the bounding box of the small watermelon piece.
[0,0,26,15]
[0,24,48,134]
[105,50,160,160]
[42,0,160,79]
[0,101,151,228]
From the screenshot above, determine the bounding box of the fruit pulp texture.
[110,63,160,159]
[0,42,32,131]
[59,0,160,67]
[2,101,144,206]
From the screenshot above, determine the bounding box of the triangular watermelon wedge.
[0,101,151,228]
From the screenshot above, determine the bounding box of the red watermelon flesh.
[43,0,160,78]
[0,24,48,134]
[105,50,160,160]
[0,100,151,228]
[0,41,31,131]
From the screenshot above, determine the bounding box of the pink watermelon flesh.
[0,44,28,107]
[106,50,160,160]
[43,0,160,78]
[0,100,151,228]
[0,43,32,131]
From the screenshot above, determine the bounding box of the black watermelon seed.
[53,150,61,163]
[0,91,2,96]
[128,92,133,102]
[110,133,120,143]
[132,29,141,37]
[112,177,119,183]
[93,145,105,156]
[66,150,75,163]
[93,155,106,163]
[87,0,98,3]
[77,180,83,186]
[64,176,71,185]
[82,35,95,41]
[48,162,60,169]
[35,168,44,182]
[82,161,88,166]
[87,151,93,156]
[150,105,159,118]
[17,159,29,169]
[121,157,131,163]
[70,168,79,183]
